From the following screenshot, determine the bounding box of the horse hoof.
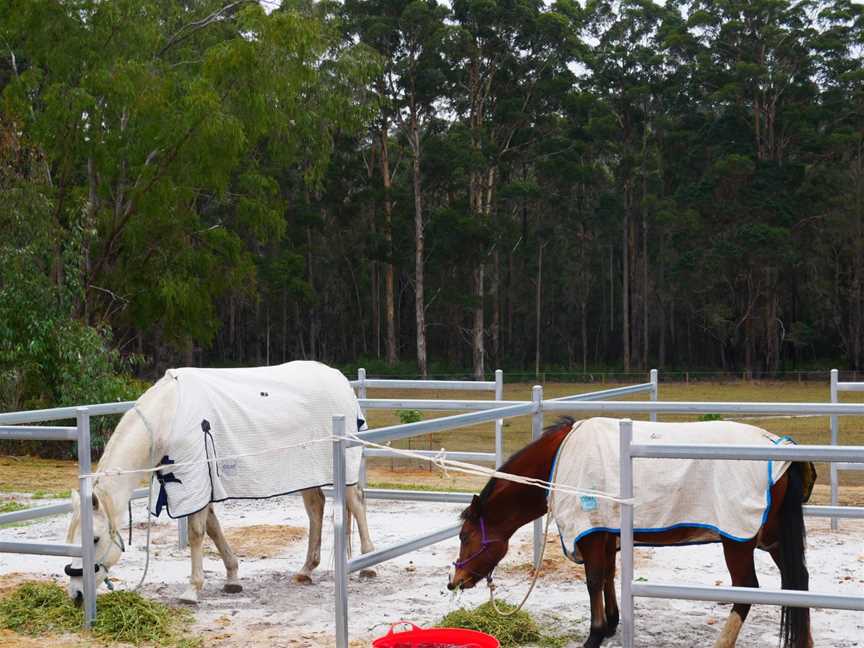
[223,582,243,593]
[359,568,377,579]
[293,573,313,584]
[178,587,199,605]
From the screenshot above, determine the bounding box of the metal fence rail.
[354,368,507,467]
[616,419,864,648]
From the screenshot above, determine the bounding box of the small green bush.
[397,409,423,425]
[699,413,723,421]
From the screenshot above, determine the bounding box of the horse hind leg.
[603,534,619,638]
[713,538,758,648]
[294,487,325,584]
[205,507,242,593]
[578,534,609,648]
[346,484,376,578]
[179,507,209,604]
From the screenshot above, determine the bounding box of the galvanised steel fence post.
[76,407,97,627]
[495,369,504,467]
[357,368,368,490]
[619,419,635,648]
[332,416,349,648]
[830,368,839,531]
[649,369,658,422]
[531,385,543,567]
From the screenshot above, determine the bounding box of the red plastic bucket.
[372,622,500,648]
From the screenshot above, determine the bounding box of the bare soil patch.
[206,524,305,559]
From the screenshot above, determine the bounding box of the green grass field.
[364,381,864,501]
[1,381,861,505]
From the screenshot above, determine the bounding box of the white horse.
[64,370,375,604]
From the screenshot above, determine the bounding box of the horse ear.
[466,494,482,520]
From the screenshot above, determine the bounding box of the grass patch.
[439,601,575,647]
[31,490,71,500]
[0,500,27,514]
[0,499,30,529]
[0,581,200,647]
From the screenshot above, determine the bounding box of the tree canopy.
[1,0,863,410]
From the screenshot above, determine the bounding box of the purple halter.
[453,517,500,570]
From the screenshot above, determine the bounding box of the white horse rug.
[151,361,365,518]
[549,417,795,562]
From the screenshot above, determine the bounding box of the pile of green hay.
[0,581,200,646]
[440,601,576,648]
[440,601,541,647]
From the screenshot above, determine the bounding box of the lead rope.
[132,474,155,592]
[488,422,578,617]
[488,511,553,616]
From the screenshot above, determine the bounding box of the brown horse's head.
[448,492,510,590]
[447,417,577,592]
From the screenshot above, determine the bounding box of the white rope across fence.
[343,432,633,505]
[78,432,631,505]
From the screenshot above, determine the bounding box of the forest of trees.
[1,0,863,410]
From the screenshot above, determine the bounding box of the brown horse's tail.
[778,462,811,648]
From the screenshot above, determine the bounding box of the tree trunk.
[535,240,543,379]
[380,129,398,368]
[411,121,428,378]
[472,265,485,379]
[622,205,631,371]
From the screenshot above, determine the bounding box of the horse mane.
[460,416,575,520]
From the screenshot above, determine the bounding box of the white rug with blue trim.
[548,417,793,562]
[152,361,365,518]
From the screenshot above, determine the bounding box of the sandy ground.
[1,492,862,647]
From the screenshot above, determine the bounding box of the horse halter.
[64,520,126,591]
[453,517,502,582]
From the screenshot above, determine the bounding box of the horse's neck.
[93,377,174,526]
[492,429,569,536]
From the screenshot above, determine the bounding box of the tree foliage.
[2,0,864,412]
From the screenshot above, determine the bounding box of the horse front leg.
[346,485,376,578]
[579,534,609,648]
[205,507,242,593]
[294,487,324,584]
[714,538,758,648]
[179,508,209,604]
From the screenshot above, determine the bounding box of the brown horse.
[448,417,814,648]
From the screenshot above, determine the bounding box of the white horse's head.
[64,489,124,603]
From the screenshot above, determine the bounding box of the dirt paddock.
[1,488,862,647]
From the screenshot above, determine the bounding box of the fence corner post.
[649,369,658,423]
[494,369,504,467]
[619,418,635,648]
[531,385,543,568]
[830,368,839,531]
[332,415,349,648]
[358,368,367,400]
[76,407,97,628]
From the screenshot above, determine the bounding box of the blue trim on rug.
[565,432,799,554]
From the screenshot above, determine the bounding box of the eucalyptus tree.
[447,0,584,378]
[343,0,449,376]
[1,0,377,367]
